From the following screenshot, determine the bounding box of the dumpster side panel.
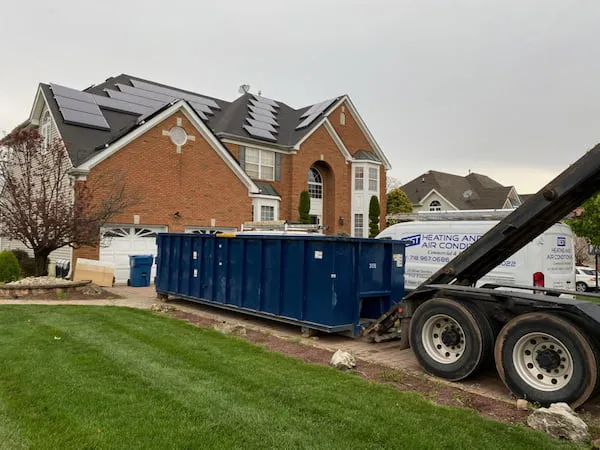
[331,242,358,326]
[226,239,244,307]
[242,239,262,310]
[262,240,282,316]
[280,240,305,320]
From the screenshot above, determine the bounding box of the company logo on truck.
[400,234,421,247]
[557,236,566,247]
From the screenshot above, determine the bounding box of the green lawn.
[0,306,575,449]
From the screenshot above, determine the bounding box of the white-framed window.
[340,106,346,125]
[252,197,279,222]
[368,167,378,191]
[245,148,275,181]
[354,214,364,237]
[40,111,51,153]
[308,167,323,199]
[355,167,364,191]
[260,205,275,221]
[429,200,442,211]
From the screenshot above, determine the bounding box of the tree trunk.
[33,250,50,277]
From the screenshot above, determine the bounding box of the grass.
[0,305,578,449]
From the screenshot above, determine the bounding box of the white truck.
[377,210,575,292]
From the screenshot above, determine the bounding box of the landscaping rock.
[81,284,103,296]
[516,399,528,411]
[6,276,77,286]
[527,402,590,443]
[151,303,177,313]
[330,350,356,370]
[213,322,247,336]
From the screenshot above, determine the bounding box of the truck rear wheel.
[494,312,599,408]
[409,298,495,381]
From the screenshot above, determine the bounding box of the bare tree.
[0,129,138,276]
[386,176,402,193]
[573,236,593,266]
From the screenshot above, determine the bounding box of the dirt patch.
[167,310,530,426]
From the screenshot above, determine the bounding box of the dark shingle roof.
[354,149,380,162]
[254,181,281,197]
[401,170,515,210]
[40,74,341,166]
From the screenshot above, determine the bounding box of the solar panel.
[253,95,279,108]
[187,104,208,121]
[296,112,322,130]
[116,83,174,102]
[246,118,277,133]
[55,95,103,116]
[249,111,278,127]
[130,79,220,110]
[296,98,337,129]
[249,98,276,114]
[94,96,152,115]
[243,125,277,141]
[248,104,276,119]
[188,101,213,115]
[60,108,110,130]
[300,98,337,118]
[105,90,165,108]
[50,84,95,103]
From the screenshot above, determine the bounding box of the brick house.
[3,74,391,282]
[401,170,522,213]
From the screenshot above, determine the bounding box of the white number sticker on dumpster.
[369,263,377,269]
[314,251,323,259]
[393,254,404,268]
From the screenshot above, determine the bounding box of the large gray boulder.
[330,350,356,370]
[527,402,590,443]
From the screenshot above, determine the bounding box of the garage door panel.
[100,226,166,284]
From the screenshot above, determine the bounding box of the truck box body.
[377,220,574,291]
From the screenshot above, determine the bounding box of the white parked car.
[576,266,598,292]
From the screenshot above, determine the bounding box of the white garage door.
[100,226,167,284]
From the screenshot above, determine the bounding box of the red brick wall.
[73,112,252,262]
[329,100,372,154]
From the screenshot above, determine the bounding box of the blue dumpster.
[128,255,153,287]
[155,234,405,336]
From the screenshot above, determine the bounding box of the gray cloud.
[2,0,600,193]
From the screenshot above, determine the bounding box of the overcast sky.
[2,0,599,194]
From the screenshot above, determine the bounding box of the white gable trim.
[38,88,66,144]
[334,96,392,170]
[418,188,459,210]
[77,100,260,194]
[28,85,45,126]
[323,119,352,162]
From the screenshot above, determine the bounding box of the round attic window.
[169,126,187,146]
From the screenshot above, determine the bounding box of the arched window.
[40,111,51,152]
[308,167,322,199]
[429,200,441,211]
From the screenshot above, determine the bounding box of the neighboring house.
[2,74,390,282]
[401,170,522,212]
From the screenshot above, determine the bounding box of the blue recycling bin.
[128,255,153,287]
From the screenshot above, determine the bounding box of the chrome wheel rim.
[421,314,466,364]
[513,332,573,391]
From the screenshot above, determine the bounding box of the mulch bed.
[170,310,530,426]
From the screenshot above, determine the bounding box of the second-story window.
[355,167,364,190]
[368,167,378,191]
[40,111,51,153]
[245,148,275,180]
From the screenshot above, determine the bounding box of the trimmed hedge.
[11,250,36,278]
[0,251,21,283]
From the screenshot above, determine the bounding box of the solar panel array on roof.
[130,79,220,110]
[50,84,110,130]
[244,95,280,141]
[296,98,337,130]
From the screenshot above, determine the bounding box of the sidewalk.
[0,284,512,403]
